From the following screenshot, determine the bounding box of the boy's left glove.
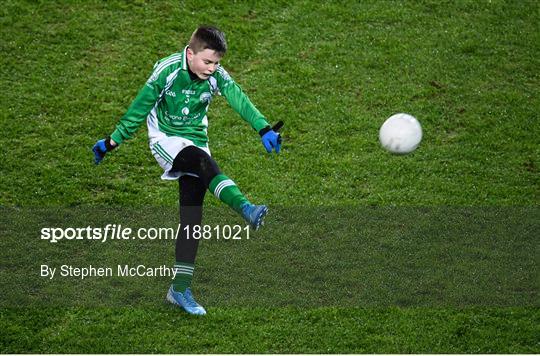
[92,136,116,164]
[259,121,283,153]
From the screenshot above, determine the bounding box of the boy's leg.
[167,174,207,315]
[172,146,268,229]
[172,175,205,293]
[167,145,268,315]
[172,146,246,210]
[206,175,268,230]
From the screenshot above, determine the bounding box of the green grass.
[2,307,538,353]
[1,0,539,353]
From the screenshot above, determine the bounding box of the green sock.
[172,262,194,293]
[209,174,250,214]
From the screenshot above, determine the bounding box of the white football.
[379,113,422,154]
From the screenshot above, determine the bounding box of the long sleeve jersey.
[110,46,269,147]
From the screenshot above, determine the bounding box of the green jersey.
[111,46,269,147]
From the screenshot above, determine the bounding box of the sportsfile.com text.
[40,224,250,243]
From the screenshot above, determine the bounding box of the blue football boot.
[166,286,206,315]
[241,204,269,231]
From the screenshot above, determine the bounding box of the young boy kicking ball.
[93,25,281,315]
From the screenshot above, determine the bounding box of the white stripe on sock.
[174,266,194,271]
[174,266,194,274]
[214,179,233,196]
[214,179,235,199]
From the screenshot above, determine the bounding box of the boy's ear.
[186,47,194,62]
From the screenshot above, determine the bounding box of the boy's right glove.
[92,137,116,165]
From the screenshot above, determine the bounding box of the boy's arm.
[216,67,281,153]
[215,67,270,133]
[93,60,169,164]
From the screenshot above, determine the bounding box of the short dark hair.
[189,25,227,55]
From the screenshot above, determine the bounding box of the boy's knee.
[198,154,220,180]
[173,146,220,185]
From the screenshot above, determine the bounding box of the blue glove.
[92,137,116,164]
[259,123,283,153]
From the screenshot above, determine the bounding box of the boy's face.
[187,47,223,80]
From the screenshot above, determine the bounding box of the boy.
[92,26,281,315]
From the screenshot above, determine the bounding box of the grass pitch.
[1,0,539,353]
